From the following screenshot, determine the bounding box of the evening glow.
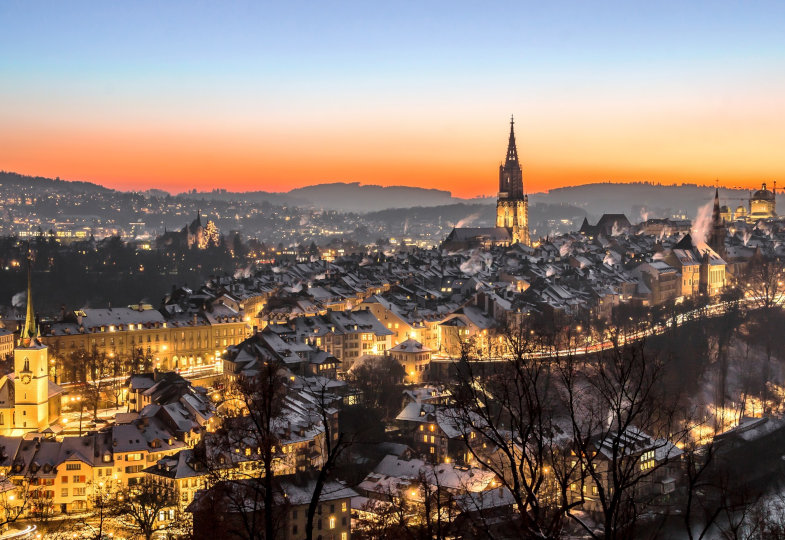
[1,1,784,197]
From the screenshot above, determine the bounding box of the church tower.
[14,254,50,432]
[496,116,530,245]
[708,187,726,257]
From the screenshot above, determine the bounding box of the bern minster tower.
[496,116,530,245]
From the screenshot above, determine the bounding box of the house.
[388,339,432,383]
[188,476,357,540]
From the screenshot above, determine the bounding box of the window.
[292,525,298,534]
[341,501,347,512]
[61,476,68,484]
[73,475,85,483]
[329,516,336,529]
[74,487,86,496]
[66,463,81,470]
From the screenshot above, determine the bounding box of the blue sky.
[2,1,784,195]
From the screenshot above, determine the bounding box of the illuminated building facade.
[443,116,531,249]
[0,259,63,435]
[43,306,249,375]
[495,116,530,245]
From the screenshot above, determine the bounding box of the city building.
[42,301,249,375]
[395,388,480,465]
[388,339,432,383]
[0,329,13,359]
[189,476,357,540]
[748,182,777,221]
[444,117,530,249]
[0,262,63,435]
[717,182,777,223]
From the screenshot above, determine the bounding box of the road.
[434,298,767,362]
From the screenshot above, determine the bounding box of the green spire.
[20,252,38,346]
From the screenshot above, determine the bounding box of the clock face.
[21,374,31,385]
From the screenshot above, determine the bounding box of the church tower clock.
[14,255,50,432]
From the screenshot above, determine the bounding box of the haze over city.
[2,1,785,197]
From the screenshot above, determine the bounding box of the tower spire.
[709,186,726,256]
[506,114,518,164]
[20,250,39,346]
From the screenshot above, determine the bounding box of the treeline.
[0,235,248,313]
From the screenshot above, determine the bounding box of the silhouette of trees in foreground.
[353,303,785,540]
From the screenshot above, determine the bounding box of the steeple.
[496,115,530,245]
[709,187,726,256]
[712,187,721,222]
[20,251,39,347]
[505,115,519,164]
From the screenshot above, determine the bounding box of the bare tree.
[449,321,580,539]
[79,345,112,421]
[559,336,686,540]
[303,379,352,540]
[744,255,785,312]
[113,476,178,540]
[197,351,288,540]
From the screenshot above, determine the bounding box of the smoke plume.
[691,202,714,245]
[455,213,480,228]
[12,291,26,308]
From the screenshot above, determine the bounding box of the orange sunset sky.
[2,2,784,198]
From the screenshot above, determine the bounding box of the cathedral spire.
[712,187,721,222]
[506,115,519,164]
[20,251,39,346]
[709,187,726,256]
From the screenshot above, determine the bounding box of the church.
[443,116,530,250]
[0,258,63,435]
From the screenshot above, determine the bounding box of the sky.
[1,1,784,198]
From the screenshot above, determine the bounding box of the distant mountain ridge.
[0,171,113,195]
[1,171,776,219]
